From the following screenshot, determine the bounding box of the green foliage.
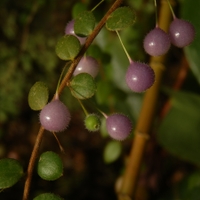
[28,81,49,111]
[55,35,81,61]
[158,90,200,165]
[74,11,96,37]
[33,193,63,200]
[103,141,122,163]
[69,73,97,99]
[37,151,63,181]
[0,158,23,189]
[106,7,136,31]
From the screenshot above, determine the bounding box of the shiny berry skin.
[65,20,86,45]
[106,113,132,140]
[39,100,71,132]
[73,56,99,78]
[143,27,171,56]
[125,62,155,93]
[169,18,195,48]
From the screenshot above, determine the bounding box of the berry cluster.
[143,2,195,56]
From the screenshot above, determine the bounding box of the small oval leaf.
[106,7,136,31]
[28,81,49,111]
[0,158,23,189]
[33,193,63,200]
[103,141,122,163]
[74,11,96,37]
[69,73,97,99]
[55,35,81,60]
[37,151,63,181]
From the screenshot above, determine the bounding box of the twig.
[22,0,123,199]
[118,0,173,199]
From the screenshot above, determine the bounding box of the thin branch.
[23,0,123,199]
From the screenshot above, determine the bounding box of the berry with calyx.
[106,113,132,140]
[39,99,71,132]
[73,56,100,78]
[84,114,101,132]
[125,61,155,93]
[169,18,195,48]
[143,27,171,56]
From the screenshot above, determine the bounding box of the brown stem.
[118,0,173,199]
[23,0,123,199]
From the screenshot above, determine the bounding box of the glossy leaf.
[157,90,200,165]
[106,7,136,31]
[69,73,97,99]
[33,193,63,200]
[55,35,81,61]
[74,11,95,37]
[28,81,49,111]
[0,158,23,189]
[181,0,200,84]
[103,141,122,163]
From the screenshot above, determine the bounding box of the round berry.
[143,27,171,56]
[106,113,132,140]
[39,100,71,132]
[84,114,101,132]
[37,151,63,181]
[73,56,100,78]
[169,18,195,48]
[125,62,155,93]
[65,20,86,45]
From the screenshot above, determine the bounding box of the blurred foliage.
[0,0,200,199]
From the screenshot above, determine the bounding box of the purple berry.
[106,113,132,140]
[143,27,171,56]
[73,56,100,78]
[125,62,155,93]
[65,20,86,45]
[39,100,71,132]
[169,18,195,48]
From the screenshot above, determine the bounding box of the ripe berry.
[37,151,63,181]
[106,113,132,140]
[143,27,171,56]
[39,100,71,132]
[84,114,101,132]
[169,18,195,48]
[125,62,155,93]
[73,56,100,78]
[65,20,86,45]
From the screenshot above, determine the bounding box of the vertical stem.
[118,0,173,199]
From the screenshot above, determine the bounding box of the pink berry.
[169,18,195,48]
[143,27,171,56]
[106,113,132,141]
[125,62,155,93]
[73,56,99,78]
[65,20,86,45]
[39,100,71,132]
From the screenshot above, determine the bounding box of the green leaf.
[28,81,49,111]
[103,141,122,163]
[181,0,200,84]
[55,35,81,60]
[157,90,200,165]
[69,73,97,99]
[33,193,63,200]
[37,151,63,181]
[0,158,23,189]
[74,11,96,37]
[72,2,87,18]
[106,7,136,31]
